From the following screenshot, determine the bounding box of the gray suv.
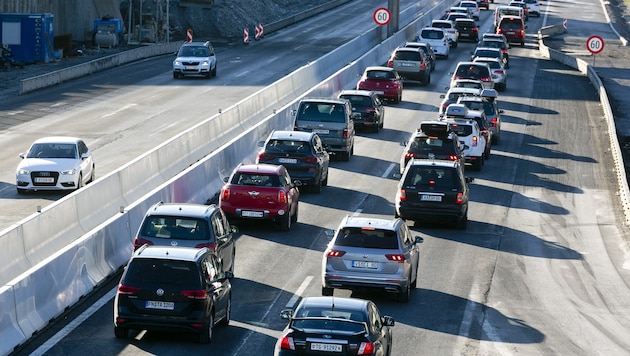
[321,216,424,302]
[293,97,355,161]
[172,41,217,79]
[133,202,237,273]
[387,47,431,85]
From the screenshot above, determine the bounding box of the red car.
[220,164,300,231]
[356,66,403,104]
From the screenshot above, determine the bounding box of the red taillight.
[133,237,153,250]
[472,136,478,147]
[194,242,217,251]
[405,152,414,159]
[520,30,525,37]
[278,190,287,204]
[258,152,274,162]
[118,284,140,295]
[399,189,407,202]
[385,254,406,262]
[456,192,464,204]
[326,249,346,257]
[497,28,503,34]
[448,155,459,161]
[472,27,478,32]
[421,62,427,69]
[392,82,399,89]
[387,59,394,67]
[358,342,375,355]
[280,336,295,350]
[343,129,349,138]
[495,70,504,75]
[481,77,491,82]
[491,118,497,126]
[181,289,207,299]
[301,156,318,164]
[357,81,365,89]
[221,187,230,201]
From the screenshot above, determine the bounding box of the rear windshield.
[297,103,347,123]
[499,18,523,29]
[334,227,399,249]
[455,64,490,79]
[339,95,373,107]
[480,40,504,49]
[394,50,421,61]
[124,259,201,287]
[421,29,444,39]
[432,22,452,29]
[410,137,454,154]
[449,123,473,137]
[474,49,500,58]
[476,60,501,69]
[230,173,281,187]
[140,216,211,241]
[403,166,457,188]
[366,70,395,79]
[265,139,312,154]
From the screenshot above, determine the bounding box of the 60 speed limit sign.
[586,35,604,54]
[373,7,391,26]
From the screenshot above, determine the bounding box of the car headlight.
[174,60,181,65]
[60,168,77,175]
[202,61,209,66]
[18,168,29,175]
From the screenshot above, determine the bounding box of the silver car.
[321,216,423,302]
[473,57,507,91]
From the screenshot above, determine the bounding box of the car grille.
[31,171,59,186]
[182,61,200,66]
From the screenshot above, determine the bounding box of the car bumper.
[323,272,409,294]
[16,173,79,191]
[221,204,289,221]
[115,312,206,334]
[396,202,467,222]
[173,64,211,76]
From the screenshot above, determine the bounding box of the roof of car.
[456,61,490,68]
[421,27,446,32]
[297,297,368,313]
[431,19,454,25]
[269,130,314,141]
[339,215,401,231]
[474,57,503,65]
[300,97,348,105]
[394,47,422,53]
[339,89,373,97]
[235,163,284,175]
[365,66,395,72]
[447,87,482,95]
[133,245,210,262]
[408,158,460,169]
[180,41,211,46]
[145,202,218,218]
[455,18,475,23]
[32,136,82,144]
[405,41,430,47]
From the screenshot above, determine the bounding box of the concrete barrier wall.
[0,1,457,353]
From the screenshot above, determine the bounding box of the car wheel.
[411,271,418,289]
[340,151,351,161]
[88,165,95,183]
[76,173,83,191]
[199,313,214,343]
[473,157,483,171]
[291,202,299,223]
[485,147,491,159]
[322,286,334,296]
[279,212,292,232]
[373,123,380,133]
[311,179,322,193]
[397,279,410,303]
[456,211,468,230]
[322,169,329,186]
[218,296,231,326]
[521,40,525,46]
[211,63,217,77]
[493,134,500,145]
[114,325,129,339]
[453,41,458,48]
[173,72,179,79]
[16,188,27,194]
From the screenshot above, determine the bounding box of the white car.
[16,136,95,194]
[523,0,541,17]
[431,19,459,47]
[459,1,480,20]
[417,27,450,58]
[442,104,487,171]
[172,41,217,79]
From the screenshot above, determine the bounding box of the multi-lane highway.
[7,0,630,355]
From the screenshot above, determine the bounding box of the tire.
[199,313,214,344]
[311,179,322,193]
[88,165,95,183]
[492,134,499,145]
[173,72,179,79]
[411,270,418,289]
[76,173,83,191]
[114,326,128,339]
[340,151,351,161]
[322,286,334,296]
[218,297,231,326]
[211,63,217,77]
[279,212,292,231]
[397,279,410,303]
[291,202,299,223]
[453,41,458,48]
[472,157,483,171]
[373,123,380,133]
[16,188,26,194]
[456,211,468,230]
[322,169,329,186]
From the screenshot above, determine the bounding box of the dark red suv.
[497,16,527,46]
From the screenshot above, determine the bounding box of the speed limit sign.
[373,7,391,26]
[586,35,604,54]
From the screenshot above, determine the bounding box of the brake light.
[491,117,497,126]
[301,156,318,164]
[117,284,140,295]
[258,152,272,162]
[326,249,346,257]
[472,27,478,33]
[449,154,459,161]
[480,76,491,82]
[278,190,287,204]
[399,189,407,202]
[392,82,399,89]
[280,336,295,350]
[357,81,365,90]
[497,28,503,34]
[181,289,207,299]
[343,129,349,138]
[358,342,375,355]
[194,242,217,251]
[221,187,230,201]
[405,152,414,159]
[385,254,406,262]
[472,136,478,147]
[421,62,427,69]
[387,59,394,67]
[456,192,464,204]
[520,30,525,37]
[495,70,504,75]
[133,237,153,250]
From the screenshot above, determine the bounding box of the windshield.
[178,46,209,57]
[140,216,211,241]
[297,103,347,122]
[27,143,77,159]
[403,166,457,188]
[334,227,399,249]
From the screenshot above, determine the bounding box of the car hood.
[17,158,78,172]
[175,56,211,62]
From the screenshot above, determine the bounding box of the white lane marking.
[101,103,137,118]
[382,163,396,178]
[235,70,250,78]
[353,209,362,216]
[31,287,118,356]
[285,276,314,308]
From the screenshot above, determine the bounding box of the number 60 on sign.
[586,35,604,54]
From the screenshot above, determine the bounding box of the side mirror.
[499,109,504,113]
[19,152,25,159]
[230,225,239,233]
[224,271,234,279]
[293,180,303,187]
[415,236,424,244]
[291,109,297,117]
[382,315,395,327]
[400,141,408,147]
[223,176,229,183]
[257,141,265,147]
[392,172,402,179]
[324,229,335,238]
[465,177,475,183]
[439,94,446,99]
[280,309,293,320]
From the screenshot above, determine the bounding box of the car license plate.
[400,62,413,67]
[353,260,378,269]
[278,158,297,164]
[146,301,174,310]
[310,343,343,352]
[421,195,442,202]
[506,31,515,35]
[34,177,54,183]
[185,66,197,70]
[242,210,264,218]
[374,90,385,94]
[313,129,329,134]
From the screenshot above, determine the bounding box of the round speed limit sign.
[586,35,604,54]
[373,7,391,26]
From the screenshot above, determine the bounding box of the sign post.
[586,35,604,66]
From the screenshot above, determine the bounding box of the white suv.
[417,27,450,58]
[172,41,217,79]
[431,19,459,48]
[442,104,487,171]
[523,0,540,17]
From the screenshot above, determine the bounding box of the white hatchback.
[417,27,450,58]
[16,136,95,193]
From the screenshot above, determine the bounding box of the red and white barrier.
[244,28,249,44]
[255,23,264,40]
[186,29,193,42]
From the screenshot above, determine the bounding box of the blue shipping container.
[0,13,54,63]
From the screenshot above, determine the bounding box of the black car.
[478,38,510,67]
[257,130,330,192]
[114,245,233,344]
[399,121,465,174]
[454,18,479,42]
[338,90,385,133]
[274,296,395,356]
[395,158,473,229]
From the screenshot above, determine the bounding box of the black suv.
[399,121,465,174]
[338,89,385,132]
[454,18,479,42]
[256,130,330,193]
[114,245,233,343]
[395,159,473,229]
[133,202,237,273]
